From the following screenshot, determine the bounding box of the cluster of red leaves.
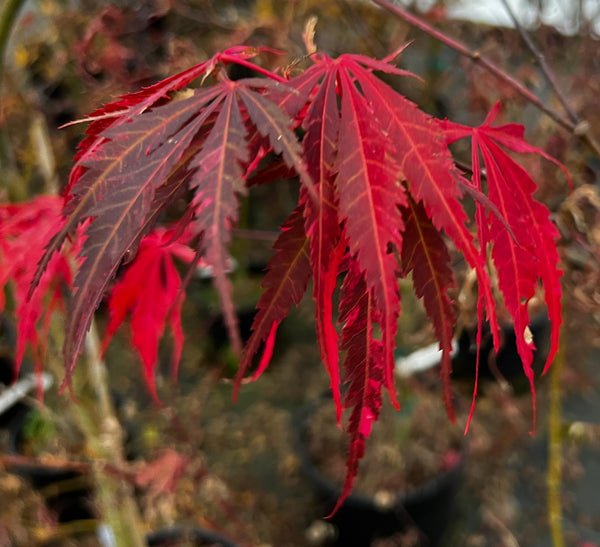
[16,47,568,509]
[0,196,75,387]
[0,196,198,401]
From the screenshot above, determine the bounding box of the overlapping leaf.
[61,89,223,382]
[441,104,568,430]
[234,205,312,396]
[101,227,195,401]
[400,196,457,420]
[22,47,567,515]
[30,53,313,385]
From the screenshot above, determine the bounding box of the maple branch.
[371,0,600,158]
[498,0,578,125]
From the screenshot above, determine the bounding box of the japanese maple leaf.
[331,261,386,515]
[234,52,509,510]
[28,46,567,514]
[31,49,314,385]
[440,103,570,430]
[101,227,195,402]
[135,448,189,500]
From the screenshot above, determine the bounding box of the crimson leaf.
[101,227,195,401]
[24,48,567,513]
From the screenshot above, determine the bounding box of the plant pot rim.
[146,525,239,546]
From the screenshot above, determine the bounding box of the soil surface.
[2,280,600,546]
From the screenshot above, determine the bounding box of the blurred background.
[1,1,599,545]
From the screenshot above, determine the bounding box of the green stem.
[548,333,565,547]
[76,322,147,547]
[46,315,146,546]
[0,0,26,171]
[0,0,25,81]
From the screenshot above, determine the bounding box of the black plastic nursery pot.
[9,461,95,526]
[303,457,463,546]
[452,311,551,387]
[1,406,96,528]
[0,359,96,537]
[297,401,464,547]
[146,526,240,547]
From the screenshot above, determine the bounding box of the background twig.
[498,0,579,125]
[371,0,600,159]
[0,0,26,171]
[0,0,25,86]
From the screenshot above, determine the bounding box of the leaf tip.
[58,374,79,404]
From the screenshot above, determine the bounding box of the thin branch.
[498,0,579,124]
[0,453,90,474]
[454,159,487,179]
[371,0,571,128]
[371,0,600,158]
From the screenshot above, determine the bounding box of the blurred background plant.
[0,1,599,545]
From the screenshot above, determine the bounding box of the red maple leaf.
[440,102,569,431]
[33,48,314,384]
[233,205,312,397]
[25,48,568,512]
[101,227,195,402]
